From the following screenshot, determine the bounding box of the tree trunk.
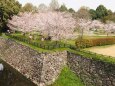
[81,28,84,40]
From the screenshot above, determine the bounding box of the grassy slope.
[50,67,84,86]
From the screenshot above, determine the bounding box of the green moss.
[50,67,84,86]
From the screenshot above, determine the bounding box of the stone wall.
[67,52,115,86]
[0,37,67,86]
[40,51,67,86]
[1,37,115,86]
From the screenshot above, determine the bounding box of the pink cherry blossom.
[8,12,76,40]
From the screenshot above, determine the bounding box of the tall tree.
[38,4,48,12]
[90,5,112,22]
[96,5,108,19]
[89,9,97,20]
[68,8,75,13]
[76,7,91,19]
[21,3,37,12]
[0,0,21,32]
[107,10,113,15]
[8,12,76,40]
[102,13,115,23]
[49,0,59,11]
[59,4,68,12]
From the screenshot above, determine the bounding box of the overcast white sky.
[18,0,115,12]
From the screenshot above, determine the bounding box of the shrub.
[76,37,115,48]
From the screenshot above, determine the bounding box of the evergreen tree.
[96,5,108,19]
[89,9,97,20]
[59,4,68,12]
[0,0,21,32]
[68,8,75,13]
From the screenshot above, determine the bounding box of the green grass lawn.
[8,33,76,46]
[50,67,84,86]
[61,40,76,46]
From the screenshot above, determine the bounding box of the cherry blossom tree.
[104,21,115,36]
[49,0,59,11]
[76,19,115,37]
[8,12,76,40]
[90,20,104,29]
[38,4,48,12]
[89,20,115,36]
[76,19,92,39]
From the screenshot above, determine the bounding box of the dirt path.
[86,45,115,57]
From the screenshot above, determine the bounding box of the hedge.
[5,33,76,50]
[76,37,115,48]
